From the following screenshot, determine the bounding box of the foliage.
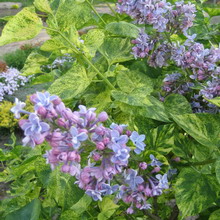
[0,0,220,219]
[0,101,18,129]
[3,44,39,70]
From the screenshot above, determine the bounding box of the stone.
[0,2,22,10]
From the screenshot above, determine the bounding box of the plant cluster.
[11,91,170,214]
[0,0,220,219]
[0,101,18,129]
[117,0,220,113]
[0,68,30,102]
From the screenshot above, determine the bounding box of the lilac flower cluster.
[162,73,194,95]
[11,91,169,214]
[119,1,220,110]
[0,68,30,102]
[172,40,220,80]
[117,0,196,33]
[42,55,74,71]
[191,94,220,114]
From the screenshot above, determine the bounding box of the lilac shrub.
[117,0,220,112]
[11,91,169,213]
[0,68,30,102]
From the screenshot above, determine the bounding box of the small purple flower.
[86,189,102,201]
[11,98,27,119]
[110,130,128,147]
[34,91,58,110]
[139,162,148,170]
[125,169,144,190]
[100,183,119,195]
[156,174,169,189]
[150,154,163,167]
[111,145,130,164]
[21,113,50,136]
[130,131,146,154]
[70,126,88,149]
[126,207,134,214]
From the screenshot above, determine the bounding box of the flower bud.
[18,119,28,128]
[95,126,105,135]
[68,151,77,161]
[126,207,134,214]
[173,157,180,162]
[138,184,145,192]
[151,166,161,173]
[75,153,81,163]
[97,112,108,122]
[52,97,62,105]
[61,164,70,173]
[86,111,96,122]
[37,106,47,117]
[96,142,105,150]
[57,118,66,127]
[93,153,101,161]
[57,152,68,161]
[30,94,37,104]
[126,130,132,136]
[139,162,147,170]
[103,137,110,145]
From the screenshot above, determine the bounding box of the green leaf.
[105,21,139,38]
[55,0,92,30]
[116,70,153,96]
[215,158,220,184]
[98,197,119,220]
[60,210,79,220]
[70,194,92,215]
[164,94,192,115]
[40,36,67,51]
[34,0,52,14]
[175,168,219,217]
[173,134,213,161]
[22,52,48,76]
[146,124,175,153]
[204,6,220,17]
[99,37,134,65]
[48,64,92,99]
[0,7,42,46]
[172,114,220,148]
[205,97,220,107]
[85,87,112,113]
[31,73,55,85]
[112,91,170,122]
[47,168,84,209]
[209,209,220,220]
[5,199,41,220]
[81,29,105,58]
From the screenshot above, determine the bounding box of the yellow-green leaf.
[0,7,42,46]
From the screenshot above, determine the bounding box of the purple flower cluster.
[120,0,220,110]
[131,30,156,59]
[162,73,194,95]
[172,40,220,81]
[11,91,169,214]
[118,155,168,214]
[117,0,196,33]
[0,68,30,102]
[191,94,220,114]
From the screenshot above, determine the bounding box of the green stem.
[81,55,115,89]
[85,0,106,25]
[44,27,115,89]
[106,2,119,20]
[164,32,172,45]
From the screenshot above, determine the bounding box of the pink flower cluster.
[11,91,169,213]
